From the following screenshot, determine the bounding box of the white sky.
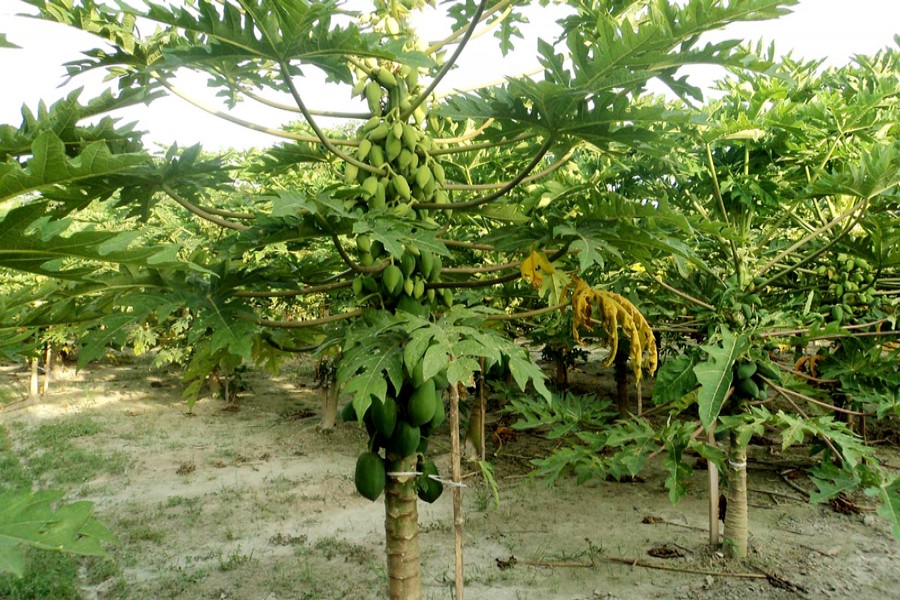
[0,0,897,151]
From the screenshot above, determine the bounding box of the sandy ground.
[1,358,898,600]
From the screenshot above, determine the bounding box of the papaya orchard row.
[1,0,898,597]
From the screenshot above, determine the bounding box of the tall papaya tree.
[2,0,807,596]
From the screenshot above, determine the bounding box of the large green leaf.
[0,202,184,280]
[868,476,900,540]
[0,490,115,578]
[652,352,699,405]
[0,131,148,204]
[693,326,749,429]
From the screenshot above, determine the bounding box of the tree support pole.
[708,425,720,547]
[723,431,748,558]
[450,383,465,599]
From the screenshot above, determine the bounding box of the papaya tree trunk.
[614,344,629,418]
[723,430,748,558]
[320,383,338,430]
[384,453,422,600]
[463,392,483,461]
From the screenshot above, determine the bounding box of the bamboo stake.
[479,358,486,461]
[42,344,52,395]
[708,425,719,547]
[449,384,465,600]
[30,357,39,397]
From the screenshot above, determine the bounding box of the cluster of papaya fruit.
[344,360,449,503]
[347,60,448,218]
[351,237,452,307]
[731,358,780,401]
[818,254,878,323]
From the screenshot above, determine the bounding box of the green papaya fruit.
[371,396,398,438]
[382,265,404,296]
[340,400,356,423]
[735,360,758,381]
[416,460,443,503]
[754,360,781,383]
[354,451,386,501]
[388,421,421,458]
[408,380,437,426]
[428,391,445,429]
[735,377,760,400]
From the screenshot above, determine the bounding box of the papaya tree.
[2,0,816,596]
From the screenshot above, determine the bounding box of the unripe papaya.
[418,251,434,280]
[416,460,443,503]
[754,360,781,383]
[369,144,386,167]
[400,252,416,278]
[375,68,397,87]
[388,421,421,458]
[382,265,404,296]
[365,81,383,116]
[735,377,760,400]
[354,451,386,501]
[735,360,757,381]
[413,278,426,299]
[408,380,437,426]
[371,396,398,438]
[429,391,445,429]
[357,138,373,161]
[831,305,844,322]
[415,165,433,189]
[340,400,356,422]
[386,137,403,162]
[361,176,379,198]
[367,122,390,141]
[393,174,412,200]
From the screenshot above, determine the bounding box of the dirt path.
[1,360,897,599]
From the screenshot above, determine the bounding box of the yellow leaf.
[568,276,657,385]
[520,249,555,291]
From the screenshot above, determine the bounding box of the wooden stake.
[449,383,464,600]
[708,424,719,547]
[43,344,52,395]
[479,357,486,461]
[30,357,39,397]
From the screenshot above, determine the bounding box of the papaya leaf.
[0,131,148,204]
[652,352,699,405]
[867,476,900,540]
[810,462,859,504]
[693,326,749,429]
[0,490,115,578]
[0,34,20,49]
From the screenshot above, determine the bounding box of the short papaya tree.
[2,0,812,595]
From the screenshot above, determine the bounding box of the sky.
[0,0,897,151]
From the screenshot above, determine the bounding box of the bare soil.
[1,358,898,600]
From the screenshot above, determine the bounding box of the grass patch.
[0,426,30,492]
[30,415,103,445]
[0,550,81,600]
[7,415,130,486]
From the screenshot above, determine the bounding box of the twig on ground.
[749,487,807,503]
[779,471,812,499]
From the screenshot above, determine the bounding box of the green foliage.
[0,490,115,578]
[0,550,81,600]
[693,326,749,429]
[508,391,615,439]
